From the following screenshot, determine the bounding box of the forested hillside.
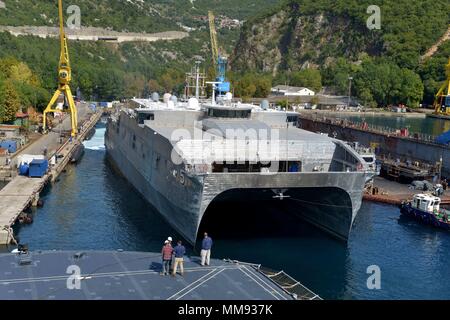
[0,0,449,120]
[0,0,279,119]
[0,0,278,32]
[232,0,450,107]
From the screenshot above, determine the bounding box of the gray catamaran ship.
[105,71,372,244]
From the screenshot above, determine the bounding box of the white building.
[271,85,315,96]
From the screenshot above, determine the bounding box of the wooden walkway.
[0,110,102,245]
[0,175,49,243]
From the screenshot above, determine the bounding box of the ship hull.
[106,130,365,243]
[105,112,366,244]
[106,141,201,243]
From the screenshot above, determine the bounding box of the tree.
[148,79,162,94]
[353,58,424,108]
[398,68,424,107]
[233,73,272,98]
[124,73,146,98]
[289,69,322,92]
[9,62,40,86]
[254,76,272,97]
[0,81,21,123]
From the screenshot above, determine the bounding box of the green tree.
[288,69,322,92]
[398,68,424,107]
[124,73,146,98]
[0,81,21,123]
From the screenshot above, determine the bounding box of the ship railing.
[300,114,439,144]
[223,259,321,300]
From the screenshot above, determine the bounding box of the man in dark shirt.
[172,240,186,276]
[201,232,213,266]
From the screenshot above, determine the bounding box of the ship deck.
[0,250,319,300]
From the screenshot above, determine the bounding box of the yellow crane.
[43,0,78,137]
[433,58,450,116]
[208,11,219,66]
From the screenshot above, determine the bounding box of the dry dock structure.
[299,114,450,178]
[0,110,102,245]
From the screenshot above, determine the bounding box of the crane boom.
[433,58,450,116]
[208,11,230,96]
[43,0,78,137]
[208,11,219,66]
[59,1,70,71]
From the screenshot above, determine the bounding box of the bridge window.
[286,115,298,124]
[207,108,251,119]
[138,112,154,124]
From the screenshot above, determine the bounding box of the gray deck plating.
[0,250,304,300]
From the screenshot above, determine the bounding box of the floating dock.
[299,115,450,178]
[0,250,320,300]
[0,110,102,245]
[364,177,450,206]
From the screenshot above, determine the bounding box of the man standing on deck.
[161,240,173,276]
[172,240,186,276]
[167,237,173,272]
[201,232,213,266]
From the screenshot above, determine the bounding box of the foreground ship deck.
[0,250,320,300]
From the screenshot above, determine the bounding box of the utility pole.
[286,118,289,172]
[347,76,353,109]
[195,61,200,99]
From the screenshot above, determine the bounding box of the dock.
[299,114,450,178]
[363,177,450,206]
[0,109,102,245]
[0,250,321,300]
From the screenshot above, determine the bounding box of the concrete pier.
[0,109,102,245]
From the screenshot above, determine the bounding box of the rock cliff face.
[232,2,383,74]
[232,0,450,75]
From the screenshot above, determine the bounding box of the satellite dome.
[188,98,200,110]
[261,100,269,110]
[224,92,233,100]
[163,93,172,103]
[151,92,160,102]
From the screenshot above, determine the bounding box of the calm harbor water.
[10,124,450,300]
[330,113,450,137]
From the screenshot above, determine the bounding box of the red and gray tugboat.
[400,194,450,230]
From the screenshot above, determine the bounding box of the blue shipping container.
[0,140,17,153]
[29,159,49,178]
